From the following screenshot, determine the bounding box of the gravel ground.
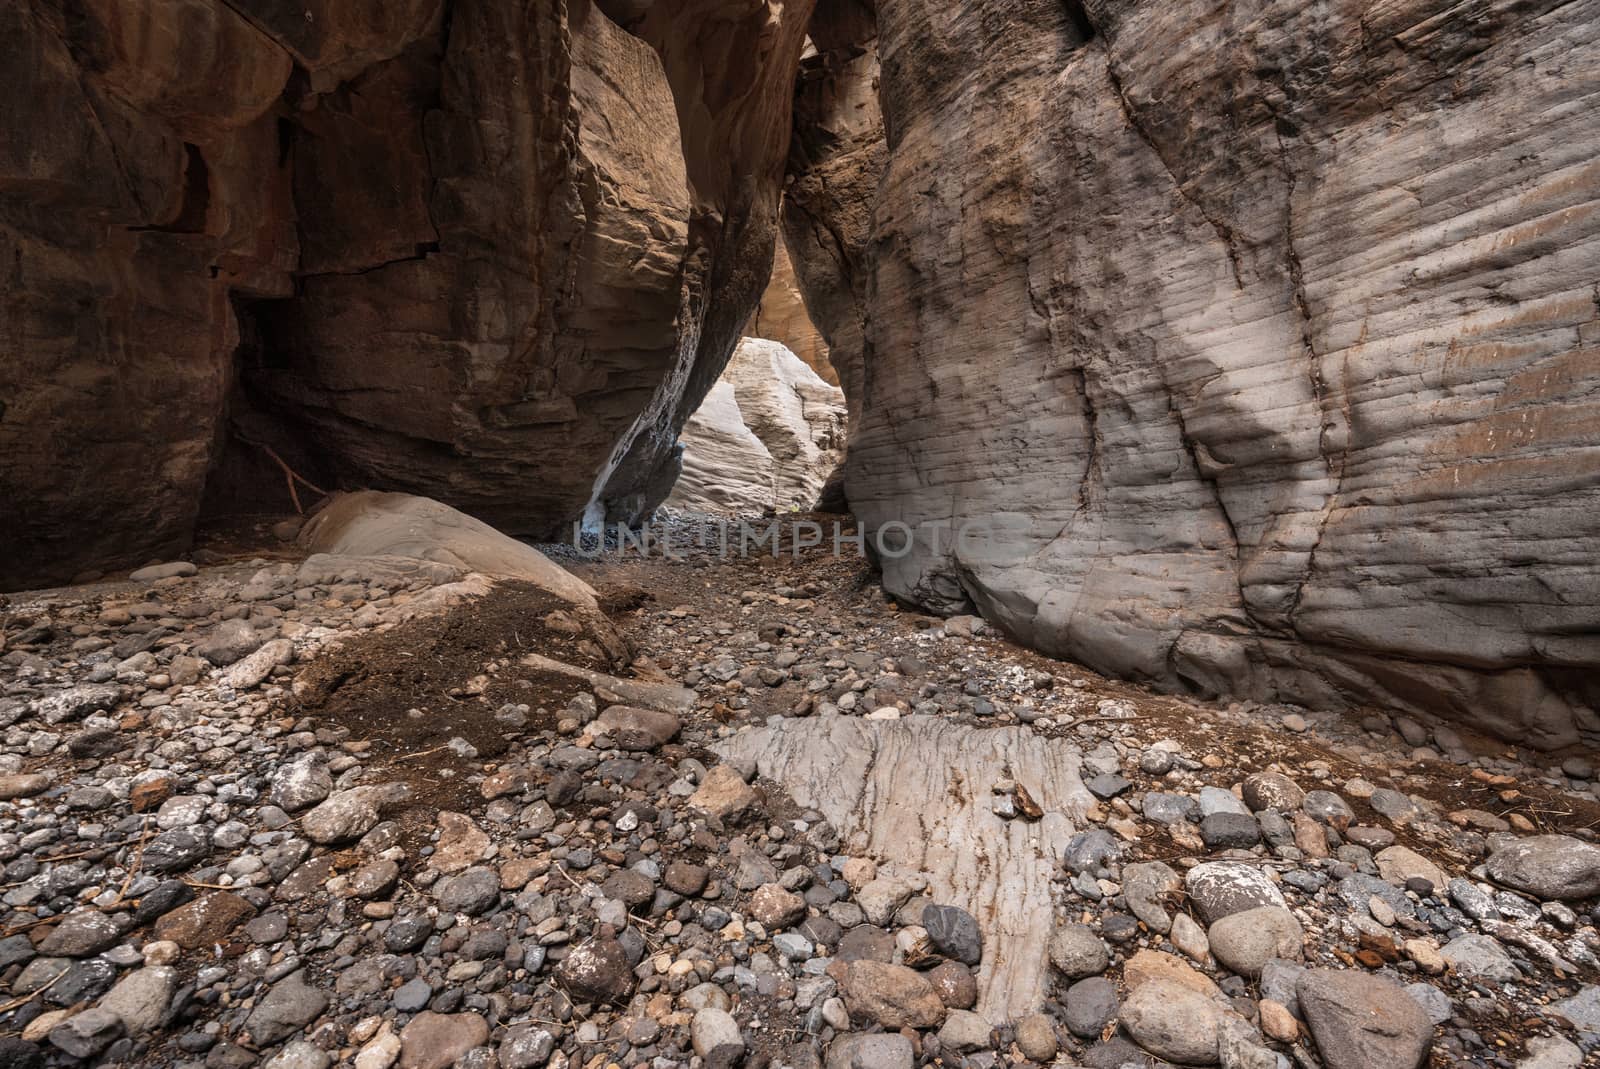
[0,511,1595,1069]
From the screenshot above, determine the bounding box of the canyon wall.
[0,0,813,589]
[747,234,837,388]
[807,0,1600,747]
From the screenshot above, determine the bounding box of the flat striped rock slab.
[717,715,1093,1021]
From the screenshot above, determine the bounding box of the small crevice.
[1066,367,1102,514]
[1091,38,1246,290]
[1060,0,1097,43]
[129,143,210,234]
[1276,128,1351,628]
[1166,394,1241,561]
[297,242,440,282]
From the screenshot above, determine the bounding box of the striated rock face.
[0,0,815,589]
[668,339,847,514]
[781,4,884,431]
[748,233,837,387]
[795,0,1600,746]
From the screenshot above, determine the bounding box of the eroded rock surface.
[792,0,1600,746]
[1,0,814,589]
[668,339,847,514]
[718,715,1094,1021]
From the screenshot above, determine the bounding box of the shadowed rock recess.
[1,0,814,588]
[789,0,1600,748]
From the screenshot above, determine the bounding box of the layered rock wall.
[804,0,1600,746]
[781,6,884,429]
[0,0,814,589]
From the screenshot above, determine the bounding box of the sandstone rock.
[270,756,333,813]
[1240,772,1305,813]
[246,974,330,1045]
[594,705,680,752]
[153,892,255,950]
[665,381,775,516]
[826,1034,912,1069]
[1123,949,1224,1001]
[719,715,1093,1021]
[1297,969,1431,1069]
[749,233,836,387]
[782,18,882,430]
[37,911,122,957]
[927,961,977,1010]
[855,875,915,927]
[432,812,491,874]
[1048,923,1108,979]
[1014,1013,1058,1062]
[1171,913,1212,966]
[0,774,51,800]
[748,884,807,930]
[433,868,501,917]
[1185,862,1287,925]
[1484,836,1600,901]
[668,339,847,514]
[222,638,294,690]
[1120,979,1222,1065]
[517,653,695,715]
[1441,934,1520,983]
[1519,1036,1584,1069]
[840,960,946,1030]
[1206,906,1304,978]
[1121,861,1181,933]
[302,785,410,845]
[1550,985,1600,1033]
[1259,999,1298,1043]
[720,338,847,509]
[97,966,178,1034]
[937,1009,993,1052]
[398,1012,490,1069]
[129,562,196,582]
[196,620,266,667]
[687,765,760,822]
[690,1008,744,1069]
[2,0,813,592]
[1375,846,1449,894]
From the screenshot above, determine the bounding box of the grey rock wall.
[803,0,1600,747]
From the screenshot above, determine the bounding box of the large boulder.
[297,491,626,661]
[788,0,1600,748]
[718,716,1095,1022]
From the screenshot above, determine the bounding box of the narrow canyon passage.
[2,1,1600,1068]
